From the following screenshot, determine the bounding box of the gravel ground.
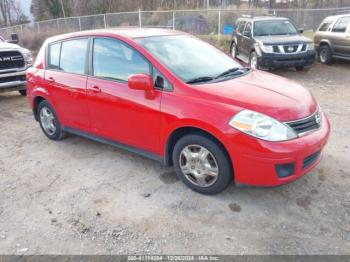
[0,62,349,255]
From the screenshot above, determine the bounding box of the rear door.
[330,16,350,56]
[44,38,90,131]
[86,37,162,154]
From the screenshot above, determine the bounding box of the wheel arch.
[163,126,233,174]
[33,95,47,121]
[318,40,334,53]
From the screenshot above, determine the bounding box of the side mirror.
[128,74,153,92]
[7,33,19,44]
[299,28,304,34]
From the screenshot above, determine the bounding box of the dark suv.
[230,16,316,71]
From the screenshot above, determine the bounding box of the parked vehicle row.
[26,28,330,195]
[230,13,350,70]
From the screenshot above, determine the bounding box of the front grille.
[0,75,26,84]
[0,51,24,70]
[283,45,299,53]
[272,44,306,54]
[303,151,321,169]
[285,111,321,135]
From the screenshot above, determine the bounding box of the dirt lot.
[0,62,349,255]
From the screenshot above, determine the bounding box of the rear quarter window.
[48,42,61,69]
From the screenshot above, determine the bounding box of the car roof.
[238,16,289,22]
[46,27,184,43]
[324,14,350,20]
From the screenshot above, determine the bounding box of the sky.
[17,0,33,21]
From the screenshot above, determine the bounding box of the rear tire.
[172,134,232,195]
[319,45,332,65]
[19,89,27,96]
[37,100,66,141]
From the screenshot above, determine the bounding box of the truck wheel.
[319,45,332,64]
[249,52,259,70]
[172,134,232,195]
[37,100,66,141]
[230,42,237,58]
[19,90,27,96]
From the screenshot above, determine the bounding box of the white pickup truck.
[0,34,33,96]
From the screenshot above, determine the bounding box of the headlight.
[21,48,33,66]
[306,43,315,51]
[229,110,297,141]
[259,43,274,54]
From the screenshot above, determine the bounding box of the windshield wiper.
[186,76,214,84]
[214,67,250,80]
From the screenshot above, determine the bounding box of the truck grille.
[272,44,307,54]
[285,110,321,135]
[0,51,24,70]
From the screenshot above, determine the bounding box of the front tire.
[172,134,232,195]
[37,100,66,140]
[249,51,259,70]
[319,45,332,64]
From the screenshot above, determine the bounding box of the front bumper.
[227,112,330,186]
[259,51,316,68]
[0,68,27,92]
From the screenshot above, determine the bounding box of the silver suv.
[0,34,33,96]
[314,14,350,64]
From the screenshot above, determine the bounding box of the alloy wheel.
[179,144,219,187]
[40,106,57,136]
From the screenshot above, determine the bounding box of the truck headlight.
[229,110,297,141]
[306,43,315,51]
[21,48,33,66]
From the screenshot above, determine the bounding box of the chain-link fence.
[1,7,350,40]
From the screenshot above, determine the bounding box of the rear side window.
[92,38,150,82]
[237,21,247,34]
[332,16,350,33]
[48,42,61,69]
[60,38,88,74]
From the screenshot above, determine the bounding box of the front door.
[86,37,162,155]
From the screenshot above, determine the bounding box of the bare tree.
[0,0,28,26]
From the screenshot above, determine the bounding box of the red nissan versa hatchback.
[26,28,330,195]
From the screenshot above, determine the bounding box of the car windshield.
[254,20,298,36]
[136,35,243,83]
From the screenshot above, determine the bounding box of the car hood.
[197,70,317,122]
[0,42,21,50]
[255,35,312,45]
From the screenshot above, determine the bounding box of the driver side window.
[92,38,151,82]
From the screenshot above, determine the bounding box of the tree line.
[1,0,349,27]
